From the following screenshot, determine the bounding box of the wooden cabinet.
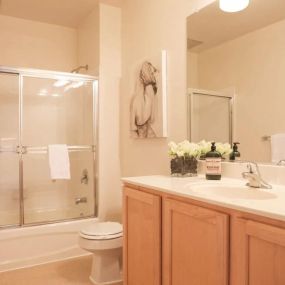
[163,198,229,285]
[232,218,285,285]
[123,184,285,285]
[123,187,161,285]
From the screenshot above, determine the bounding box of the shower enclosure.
[0,66,98,228]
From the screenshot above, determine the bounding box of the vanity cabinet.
[123,187,161,285]
[232,218,285,285]
[163,198,229,285]
[123,184,285,285]
[123,186,229,285]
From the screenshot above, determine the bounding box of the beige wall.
[120,0,215,177]
[0,10,101,75]
[192,18,285,162]
[76,2,122,221]
[77,7,100,76]
[75,3,121,221]
[187,51,199,89]
[0,15,78,72]
[97,3,122,221]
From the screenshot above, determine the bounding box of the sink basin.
[189,183,277,200]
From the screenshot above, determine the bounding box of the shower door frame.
[187,88,234,145]
[0,66,99,229]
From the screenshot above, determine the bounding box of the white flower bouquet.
[168,140,232,176]
[168,140,201,158]
[168,140,201,177]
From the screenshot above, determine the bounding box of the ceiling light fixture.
[219,0,249,13]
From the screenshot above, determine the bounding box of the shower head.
[71,64,89,74]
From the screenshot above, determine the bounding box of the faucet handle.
[277,160,285,166]
[241,161,272,189]
[75,197,87,205]
[247,163,254,173]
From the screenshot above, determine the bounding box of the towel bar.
[16,145,95,154]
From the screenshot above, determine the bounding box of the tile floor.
[0,256,94,285]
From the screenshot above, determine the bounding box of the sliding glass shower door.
[0,68,98,228]
[0,73,20,227]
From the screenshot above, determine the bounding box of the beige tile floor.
[0,256,94,285]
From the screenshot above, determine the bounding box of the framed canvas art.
[130,50,167,138]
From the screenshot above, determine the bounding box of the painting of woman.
[130,61,159,138]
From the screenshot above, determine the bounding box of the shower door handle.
[16,145,27,154]
[18,145,95,154]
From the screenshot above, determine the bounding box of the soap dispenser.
[205,142,222,180]
[230,142,241,161]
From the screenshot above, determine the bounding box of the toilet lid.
[80,222,122,237]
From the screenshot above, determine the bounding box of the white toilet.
[78,222,123,285]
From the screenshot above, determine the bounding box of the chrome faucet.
[75,197,87,205]
[277,159,285,166]
[81,169,89,184]
[241,161,272,189]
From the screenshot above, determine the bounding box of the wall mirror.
[187,0,285,163]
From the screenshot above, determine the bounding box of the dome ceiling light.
[219,0,250,13]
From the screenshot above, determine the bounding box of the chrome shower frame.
[0,66,99,229]
[187,88,234,145]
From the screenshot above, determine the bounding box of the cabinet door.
[163,199,229,285]
[232,218,285,285]
[123,187,161,285]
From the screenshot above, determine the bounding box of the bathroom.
[1,0,285,284]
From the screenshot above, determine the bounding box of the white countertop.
[122,175,285,222]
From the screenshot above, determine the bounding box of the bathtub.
[0,218,97,272]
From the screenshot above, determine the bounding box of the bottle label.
[206,158,222,175]
[235,155,241,161]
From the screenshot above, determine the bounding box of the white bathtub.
[0,218,97,272]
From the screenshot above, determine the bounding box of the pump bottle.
[205,142,222,180]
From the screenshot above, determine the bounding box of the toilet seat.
[80,222,123,240]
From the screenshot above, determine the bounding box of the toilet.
[78,222,123,285]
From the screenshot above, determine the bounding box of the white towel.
[48,145,71,180]
[271,134,285,163]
